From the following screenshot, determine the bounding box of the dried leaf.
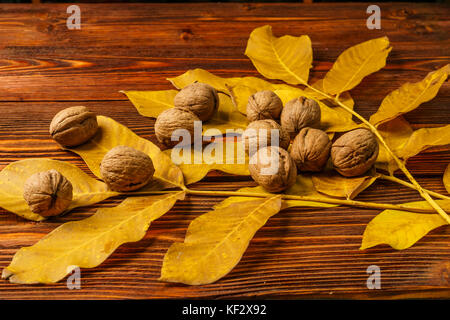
[245,25,312,85]
[370,64,450,127]
[67,116,184,190]
[2,191,185,284]
[323,37,391,95]
[121,89,177,118]
[312,169,377,200]
[164,141,249,185]
[207,94,248,133]
[160,196,282,285]
[444,164,450,194]
[0,159,117,221]
[360,200,450,250]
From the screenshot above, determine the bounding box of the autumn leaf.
[160,196,282,285]
[369,64,450,127]
[0,159,117,221]
[121,89,177,119]
[245,25,312,85]
[67,116,184,190]
[312,169,377,200]
[164,141,249,185]
[360,200,450,250]
[444,164,450,194]
[322,37,391,95]
[2,191,185,284]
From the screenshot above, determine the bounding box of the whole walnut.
[331,128,379,177]
[23,169,73,217]
[100,145,155,192]
[154,108,200,148]
[249,146,297,193]
[280,97,321,139]
[246,90,283,122]
[242,119,290,156]
[290,127,331,172]
[49,106,98,147]
[174,82,219,121]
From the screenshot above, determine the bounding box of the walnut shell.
[331,128,379,177]
[242,119,290,156]
[174,82,219,121]
[100,146,155,192]
[246,90,283,122]
[154,108,200,148]
[49,106,98,147]
[290,127,331,172]
[249,146,297,193]
[23,169,73,217]
[280,97,321,139]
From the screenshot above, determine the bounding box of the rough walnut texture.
[280,97,321,139]
[290,127,331,172]
[100,145,155,192]
[23,169,73,217]
[331,128,379,177]
[174,82,219,121]
[154,108,200,148]
[242,119,290,155]
[249,146,297,193]
[49,106,98,147]
[246,90,283,122]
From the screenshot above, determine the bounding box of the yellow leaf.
[274,89,359,133]
[160,196,282,285]
[360,200,450,250]
[67,116,184,190]
[164,141,249,185]
[0,159,117,221]
[2,191,185,284]
[121,90,177,118]
[323,37,391,95]
[370,65,450,127]
[312,169,377,200]
[444,164,450,194]
[206,94,248,133]
[245,25,312,85]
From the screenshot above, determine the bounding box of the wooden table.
[0,3,449,299]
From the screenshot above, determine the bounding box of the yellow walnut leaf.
[312,169,377,200]
[245,25,312,85]
[67,116,184,190]
[444,164,450,194]
[2,191,185,284]
[370,64,450,127]
[360,200,450,250]
[160,195,282,285]
[323,37,391,95]
[0,159,117,221]
[207,94,248,133]
[121,89,177,118]
[164,141,249,185]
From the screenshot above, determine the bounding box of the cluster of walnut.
[23,107,156,218]
[155,82,219,147]
[243,91,379,193]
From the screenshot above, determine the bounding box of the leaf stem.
[299,80,450,224]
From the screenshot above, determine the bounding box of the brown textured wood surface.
[0,3,449,299]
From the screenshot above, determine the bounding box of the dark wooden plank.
[0,3,449,299]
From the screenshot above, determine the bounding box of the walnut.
[49,106,98,147]
[290,127,331,172]
[242,119,290,156]
[100,146,155,192]
[154,108,200,148]
[174,82,219,121]
[246,90,283,122]
[23,169,73,217]
[248,146,297,193]
[331,128,379,177]
[280,97,321,139]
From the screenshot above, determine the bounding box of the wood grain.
[0,3,449,299]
